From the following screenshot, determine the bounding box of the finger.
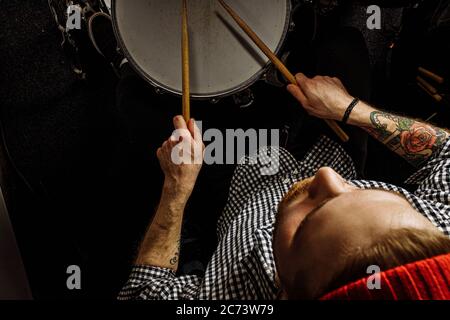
[295,73,313,96]
[162,141,170,151]
[167,138,178,149]
[295,73,310,87]
[188,119,203,143]
[169,134,179,143]
[287,84,309,107]
[173,115,188,130]
[157,147,162,159]
[170,137,182,145]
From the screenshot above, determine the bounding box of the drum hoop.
[111,0,292,100]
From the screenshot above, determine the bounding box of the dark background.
[0,0,449,299]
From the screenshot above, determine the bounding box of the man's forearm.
[349,101,449,167]
[135,181,189,271]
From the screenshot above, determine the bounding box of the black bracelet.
[342,98,360,124]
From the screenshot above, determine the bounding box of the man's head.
[273,167,450,299]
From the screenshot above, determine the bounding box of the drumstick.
[418,67,444,84]
[417,82,443,103]
[218,0,349,143]
[182,0,191,121]
[417,76,438,95]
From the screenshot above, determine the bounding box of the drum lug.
[154,87,163,95]
[233,89,255,109]
[289,21,296,32]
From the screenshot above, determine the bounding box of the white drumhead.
[112,0,290,98]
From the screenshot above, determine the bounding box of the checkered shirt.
[118,136,450,300]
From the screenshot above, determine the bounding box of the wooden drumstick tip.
[417,76,438,95]
[418,67,444,84]
[325,119,350,143]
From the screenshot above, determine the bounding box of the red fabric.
[320,253,450,300]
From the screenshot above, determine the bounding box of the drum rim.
[111,0,292,100]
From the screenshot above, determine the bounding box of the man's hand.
[157,116,205,202]
[287,73,355,121]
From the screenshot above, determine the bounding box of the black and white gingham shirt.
[118,136,450,300]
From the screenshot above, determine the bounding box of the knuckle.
[307,81,317,90]
[303,79,312,88]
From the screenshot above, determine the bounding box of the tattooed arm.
[288,73,450,167]
[136,116,204,270]
[347,102,449,167]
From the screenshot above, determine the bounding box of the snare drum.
[111,0,292,101]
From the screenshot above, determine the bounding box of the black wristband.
[342,98,360,124]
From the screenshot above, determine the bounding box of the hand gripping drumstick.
[218,0,349,143]
[182,0,191,121]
